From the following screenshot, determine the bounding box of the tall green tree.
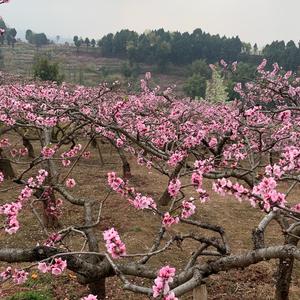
[183,74,207,99]
[33,55,64,83]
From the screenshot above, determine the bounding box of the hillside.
[0,42,187,92]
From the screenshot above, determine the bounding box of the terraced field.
[0,43,186,90]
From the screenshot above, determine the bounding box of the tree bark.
[22,137,35,158]
[84,201,106,299]
[0,157,15,179]
[275,226,300,300]
[159,161,185,206]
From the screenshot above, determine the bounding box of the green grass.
[7,291,53,300]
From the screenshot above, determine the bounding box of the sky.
[0,0,299,46]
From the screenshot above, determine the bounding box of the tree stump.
[193,284,208,300]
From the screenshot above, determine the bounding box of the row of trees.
[73,36,96,52]
[0,18,17,48]
[75,29,300,72]
[96,29,243,67]
[263,40,300,71]
[25,29,49,48]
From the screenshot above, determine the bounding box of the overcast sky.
[1,0,299,46]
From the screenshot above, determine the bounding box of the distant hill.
[16,28,73,44]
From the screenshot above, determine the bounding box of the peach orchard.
[1,1,300,300]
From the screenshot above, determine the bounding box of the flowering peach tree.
[1,1,300,300]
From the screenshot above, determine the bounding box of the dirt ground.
[0,136,300,300]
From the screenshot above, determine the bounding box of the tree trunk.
[109,139,132,179]
[159,161,185,206]
[118,149,132,179]
[275,226,300,299]
[38,187,60,228]
[0,158,15,179]
[89,279,106,300]
[22,137,35,158]
[84,201,106,299]
[159,189,172,206]
[275,257,294,300]
[92,138,104,166]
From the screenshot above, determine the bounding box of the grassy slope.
[0,43,186,92]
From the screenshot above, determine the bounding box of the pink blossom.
[38,262,49,273]
[191,172,203,189]
[164,292,178,300]
[153,266,176,298]
[220,59,227,68]
[292,203,300,212]
[41,146,55,158]
[44,232,62,247]
[65,178,76,188]
[38,258,67,276]
[208,137,217,148]
[181,200,196,219]
[107,172,125,194]
[257,59,267,73]
[232,61,238,72]
[131,193,157,210]
[81,295,98,300]
[168,178,181,197]
[12,269,28,284]
[167,151,186,167]
[19,148,28,157]
[162,213,179,228]
[145,72,151,81]
[0,266,12,280]
[103,228,126,259]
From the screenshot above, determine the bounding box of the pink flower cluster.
[0,171,4,183]
[0,201,22,234]
[292,203,300,213]
[194,159,214,174]
[130,193,157,210]
[213,178,250,202]
[168,178,181,197]
[0,267,28,284]
[280,146,300,171]
[167,151,186,167]
[0,138,10,148]
[0,179,37,234]
[191,172,203,189]
[18,186,33,202]
[162,213,179,228]
[61,144,82,167]
[81,295,98,300]
[44,232,62,247]
[27,169,48,188]
[103,228,126,259]
[44,197,63,218]
[108,172,125,191]
[38,257,67,276]
[65,178,76,188]
[41,146,56,158]
[253,177,286,211]
[152,266,178,299]
[265,164,283,178]
[10,147,28,158]
[181,200,196,219]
